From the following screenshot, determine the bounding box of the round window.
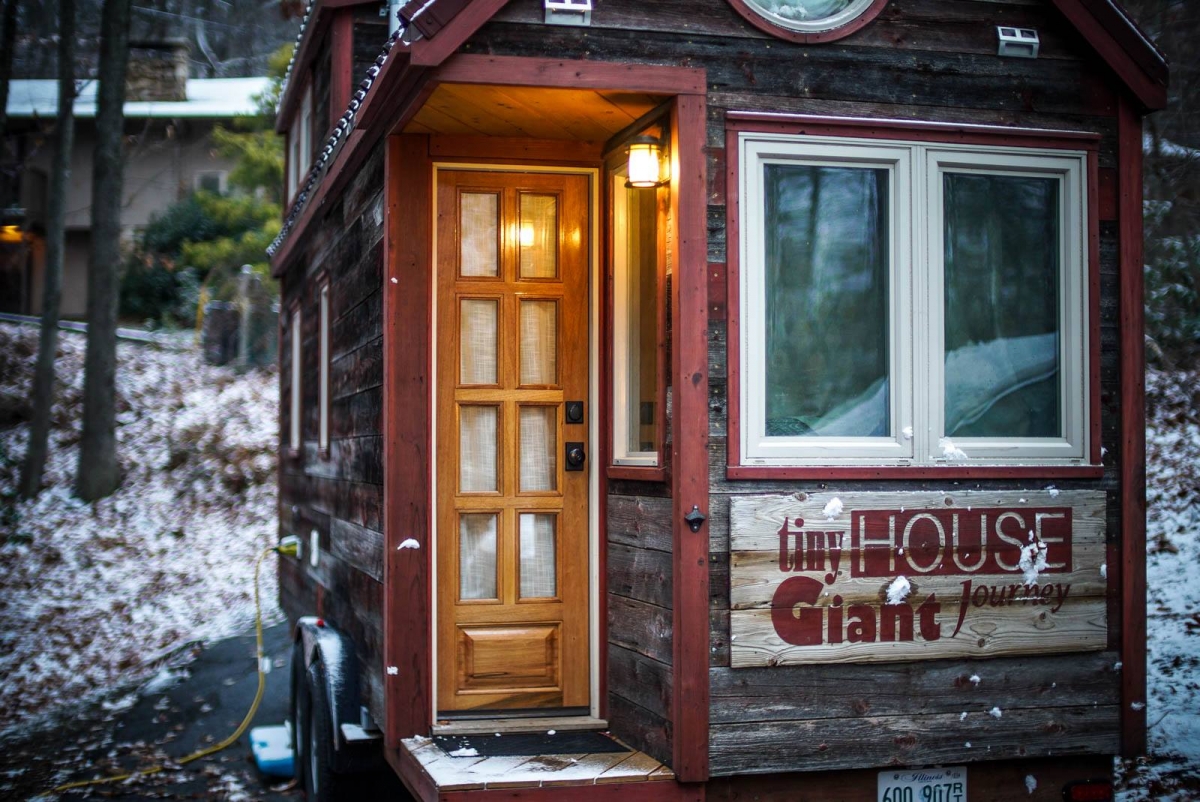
[729,0,885,41]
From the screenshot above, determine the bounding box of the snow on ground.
[1117,367,1200,800]
[0,322,282,740]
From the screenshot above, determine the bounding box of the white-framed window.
[738,133,1089,467]
[318,282,330,452]
[288,129,300,201]
[290,307,302,452]
[288,85,313,202]
[611,171,661,467]
[194,170,226,195]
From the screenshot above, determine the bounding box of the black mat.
[434,730,629,757]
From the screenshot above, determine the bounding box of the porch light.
[625,136,667,189]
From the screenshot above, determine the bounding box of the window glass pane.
[519,406,557,492]
[744,0,869,27]
[460,193,499,277]
[943,173,1060,438]
[519,514,557,598]
[763,163,890,437]
[519,300,557,385]
[519,194,558,278]
[460,299,498,385]
[459,513,498,600]
[460,406,498,492]
[622,186,659,454]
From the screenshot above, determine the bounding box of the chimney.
[125,40,190,102]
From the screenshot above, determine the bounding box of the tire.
[305,659,350,802]
[290,640,313,791]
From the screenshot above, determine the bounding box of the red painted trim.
[607,466,668,483]
[434,55,707,96]
[1117,96,1147,757]
[388,743,440,802]
[1049,0,1168,111]
[726,0,888,44]
[329,10,354,129]
[724,114,1104,478]
[726,113,1102,148]
[409,0,510,67]
[726,466,1106,480]
[383,133,435,745]
[669,94,710,783]
[1087,151,1103,466]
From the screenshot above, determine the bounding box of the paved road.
[0,622,410,801]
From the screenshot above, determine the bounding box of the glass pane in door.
[460,299,498,385]
[519,300,558,386]
[519,406,557,492]
[460,192,500,278]
[519,194,558,278]
[519,514,557,598]
[459,513,498,600]
[460,406,498,492]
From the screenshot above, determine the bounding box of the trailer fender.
[292,616,369,772]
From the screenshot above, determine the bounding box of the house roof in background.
[5,77,272,120]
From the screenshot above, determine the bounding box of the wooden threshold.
[433,716,609,736]
[393,735,693,801]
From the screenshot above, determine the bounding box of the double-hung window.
[738,132,1090,468]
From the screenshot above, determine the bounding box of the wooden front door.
[436,169,591,714]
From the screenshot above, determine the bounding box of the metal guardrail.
[0,312,194,350]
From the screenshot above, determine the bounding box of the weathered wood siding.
[279,142,388,726]
[607,489,674,765]
[469,0,1127,777]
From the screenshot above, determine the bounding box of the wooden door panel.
[436,170,590,714]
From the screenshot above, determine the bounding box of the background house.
[0,41,269,318]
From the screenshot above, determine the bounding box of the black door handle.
[565,442,586,471]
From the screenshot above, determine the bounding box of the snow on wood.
[0,323,282,738]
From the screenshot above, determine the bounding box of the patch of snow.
[1019,533,1049,585]
[1132,702,1146,712]
[449,747,479,757]
[822,497,843,520]
[386,666,399,676]
[885,576,911,605]
[1046,485,1060,497]
[547,729,556,735]
[1025,774,1037,794]
[969,674,981,686]
[959,712,967,721]
[938,437,968,460]
[397,538,420,550]
[1101,563,1107,579]
[902,426,913,439]
[0,324,282,739]
[988,707,1002,719]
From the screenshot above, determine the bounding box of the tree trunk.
[19,0,76,499]
[76,0,132,502]
[0,0,18,143]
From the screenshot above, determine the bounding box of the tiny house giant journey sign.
[729,491,1108,667]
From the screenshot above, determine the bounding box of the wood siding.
[467,0,1127,778]
[279,143,388,726]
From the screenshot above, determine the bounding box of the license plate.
[878,766,967,802]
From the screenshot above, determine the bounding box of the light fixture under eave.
[625,135,668,189]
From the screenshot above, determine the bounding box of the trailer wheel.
[289,639,309,787]
[305,659,350,802]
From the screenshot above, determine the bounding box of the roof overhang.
[1050,0,1168,111]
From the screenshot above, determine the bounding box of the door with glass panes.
[436,170,590,714]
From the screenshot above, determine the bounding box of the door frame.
[429,162,603,723]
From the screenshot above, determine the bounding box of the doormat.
[434,731,629,758]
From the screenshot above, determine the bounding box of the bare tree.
[19,0,77,499]
[76,0,132,501]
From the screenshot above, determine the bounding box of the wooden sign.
[729,490,1107,668]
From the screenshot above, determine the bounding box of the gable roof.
[6,77,271,120]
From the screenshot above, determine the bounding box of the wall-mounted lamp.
[626,135,668,189]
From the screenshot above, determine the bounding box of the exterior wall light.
[626,136,668,188]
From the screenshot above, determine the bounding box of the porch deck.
[398,734,676,797]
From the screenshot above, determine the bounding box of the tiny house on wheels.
[271,1,1165,799]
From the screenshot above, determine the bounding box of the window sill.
[607,464,667,482]
[726,464,1105,480]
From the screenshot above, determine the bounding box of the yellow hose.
[53,545,283,794]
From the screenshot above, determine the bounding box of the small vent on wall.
[997,26,1040,59]
[545,0,592,26]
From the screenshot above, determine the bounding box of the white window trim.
[290,308,302,452]
[738,132,1090,468]
[288,130,300,202]
[611,173,658,467]
[299,88,313,176]
[318,283,330,452]
[193,170,227,195]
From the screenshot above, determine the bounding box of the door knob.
[565,442,586,471]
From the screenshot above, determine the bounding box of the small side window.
[290,306,302,453]
[611,170,662,467]
[318,282,330,452]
